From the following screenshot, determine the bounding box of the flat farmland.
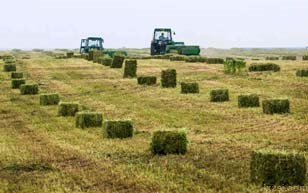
[0,51,307,193]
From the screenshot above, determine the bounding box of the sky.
[0,0,308,49]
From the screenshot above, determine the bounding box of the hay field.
[0,50,307,193]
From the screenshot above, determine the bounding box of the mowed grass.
[0,52,307,193]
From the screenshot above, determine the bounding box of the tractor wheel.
[150,46,156,56]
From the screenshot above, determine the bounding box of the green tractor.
[150,28,200,56]
[80,37,127,57]
[80,37,104,54]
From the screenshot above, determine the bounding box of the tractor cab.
[150,28,201,56]
[151,28,174,55]
[80,37,104,54]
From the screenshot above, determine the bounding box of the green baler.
[80,37,127,57]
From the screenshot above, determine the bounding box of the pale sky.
[1,0,308,49]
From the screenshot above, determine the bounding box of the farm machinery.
[80,37,126,57]
[150,28,200,56]
[80,37,104,54]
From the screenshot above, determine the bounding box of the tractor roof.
[154,28,172,32]
[87,37,103,40]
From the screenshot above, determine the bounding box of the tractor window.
[81,40,86,47]
[154,31,171,41]
[88,39,101,47]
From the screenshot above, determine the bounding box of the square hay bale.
[238,94,260,108]
[151,130,187,155]
[206,58,225,64]
[11,79,26,89]
[3,64,16,72]
[282,56,296,60]
[262,99,290,114]
[88,50,94,61]
[76,112,103,128]
[20,84,39,95]
[123,59,137,78]
[170,55,186,61]
[93,50,104,63]
[66,52,74,58]
[2,54,16,62]
[40,93,60,106]
[248,63,280,72]
[103,120,133,139]
[81,54,89,60]
[210,89,229,102]
[111,55,125,68]
[2,54,14,61]
[101,56,113,66]
[250,150,306,186]
[58,102,79,116]
[54,54,66,59]
[181,82,199,94]
[4,58,16,64]
[11,72,23,79]
[96,56,104,64]
[185,56,206,63]
[303,55,308,60]
[224,59,246,74]
[296,69,308,77]
[161,69,177,88]
[137,76,157,85]
[266,56,279,60]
